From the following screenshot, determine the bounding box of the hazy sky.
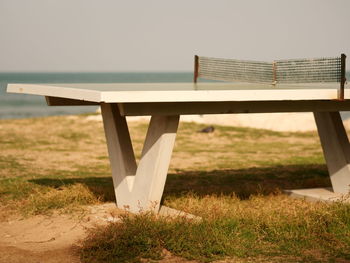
[0,0,349,72]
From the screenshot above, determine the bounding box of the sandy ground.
[0,204,196,263]
[0,203,121,263]
[88,112,350,132]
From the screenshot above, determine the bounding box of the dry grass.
[80,196,350,262]
[1,114,350,262]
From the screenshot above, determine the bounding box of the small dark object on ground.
[198,126,215,133]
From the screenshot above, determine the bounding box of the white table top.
[6,82,349,103]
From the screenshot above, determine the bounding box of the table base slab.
[284,188,350,203]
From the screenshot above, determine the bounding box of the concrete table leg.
[314,111,350,193]
[101,103,179,213]
[285,111,350,202]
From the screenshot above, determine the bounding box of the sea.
[0,72,193,119]
[1,72,350,120]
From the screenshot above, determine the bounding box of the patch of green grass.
[79,111,100,117]
[96,155,109,160]
[0,164,113,215]
[23,183,100,215]
[58,130,91,141]
[0,155,23,171]
[0,177,39,201]
[0,130,52,150]
[283,155,325,165]
[0,176,102,216]
[0,133,35,150]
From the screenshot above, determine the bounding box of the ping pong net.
[194,54,346,99]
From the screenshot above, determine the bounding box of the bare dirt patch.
[0,203,199,263]
[0,203,120,263]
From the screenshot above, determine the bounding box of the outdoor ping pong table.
[7,82,350,212]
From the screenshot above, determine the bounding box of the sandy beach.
[87,110,350,132]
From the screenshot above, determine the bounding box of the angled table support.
[314,111,350,193]
[286,111,350,201]
[100,103,179,213]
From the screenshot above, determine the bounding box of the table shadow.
[29,164,331,202]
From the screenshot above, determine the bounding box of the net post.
[272,61,277,85]
[339,53,346,100]
[194,55,199,83]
